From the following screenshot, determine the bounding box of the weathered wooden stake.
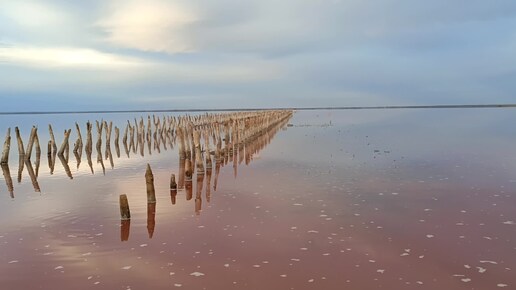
[145,164,156,203]
[34,131,41,161]
[73,122,83,154]
[193,131,204,174]
[1,128,10,164]
[170,173,177,190]
[119,194,131,220]
[25,126,37,160]
[114,126,120,158]
[185,158,192,181]
[48,124,57,153]
[15,127,25,156]
[58,129,71,156]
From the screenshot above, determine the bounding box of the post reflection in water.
[195,173,204,215]
[205,167,212,203]
[24,159,41,191]
[1,163,14,198]
[147,203,156,239]
[0,111,293,241]
[120,220,130,242]
[58,153,73,180]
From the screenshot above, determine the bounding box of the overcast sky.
[1,0,515,111]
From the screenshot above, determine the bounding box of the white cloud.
[0,45,149,69]
[1,0,71,28]
[97,0,197,53]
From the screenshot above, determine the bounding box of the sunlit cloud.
[0,45,149,69]
[97,0,197,53]
[2,0,71,28]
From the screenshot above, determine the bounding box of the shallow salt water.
[1,109,516,290]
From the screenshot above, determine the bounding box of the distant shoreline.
[1,104,516,115]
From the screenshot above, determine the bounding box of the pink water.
[1,109,515,289]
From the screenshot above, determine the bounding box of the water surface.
[1,109,515,290]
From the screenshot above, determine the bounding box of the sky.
[0,0,516,111]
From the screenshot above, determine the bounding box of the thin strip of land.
[1,104,515,115]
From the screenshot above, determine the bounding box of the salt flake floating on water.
[426,234,434,238]
[121,266,132,270]
[140,244,148,247]
[174,284,182,287]
[461,278,471,283]
[497,284,508,287]
[502,221,515,225]
[480,260,498,265]
[54,266,64,270]
[8,260,19,264]
[377,269,385,274]
[280,274,287,278]
[190,272,205,277]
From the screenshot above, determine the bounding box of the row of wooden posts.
[1,110,293,199]
[116,110,293,241]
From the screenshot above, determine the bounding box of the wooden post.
[34,132,41,177]
[48,124,57,153]
[85,121,92,154]
[204,131,212,170]
[114,126,120,158]
[185,158,192,182]
[15,127,25,156]
[25,126,37,160]
[193,130,204,174]
[119,194,131,220]
[96,120,103,153]
[178,157,185,189]
[170,173,177,190]
[170,173,177,205]
[34,131,41,161]
[0,128,10,164]
[73,122,83,154]
[58,129,71,156]
[145,164,156,203]
[105,121,112,157]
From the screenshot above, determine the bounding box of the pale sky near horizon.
[1,0,515,111]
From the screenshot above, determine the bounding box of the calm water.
[1,109,515,290]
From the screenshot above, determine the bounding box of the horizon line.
[1,104,516,115]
